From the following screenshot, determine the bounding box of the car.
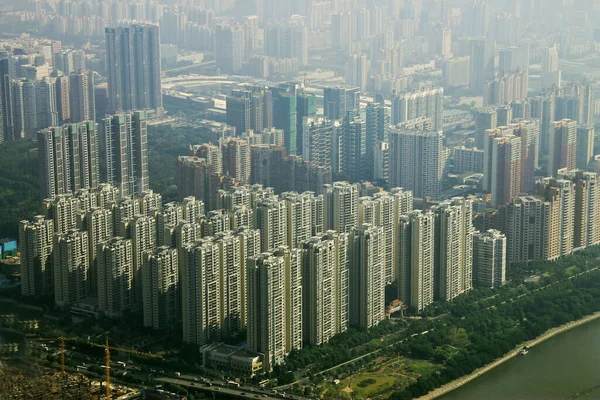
[193,377,199,381]
[206,383,213,387]
[215,388,220,391]
[241,393,246,396]
[190,383,194,386]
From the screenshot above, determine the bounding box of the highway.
[156,374,310,400]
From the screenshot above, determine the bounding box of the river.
[440,317,600,400]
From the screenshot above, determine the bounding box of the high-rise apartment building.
[549,119,577,177]
[349,224,385,328]
[264,18,308,66]
[255,198,288,252]
[469,38,496,93]
[473,229,506,289]
[558,170,600,249]
[281,191,313,249]
[398,210,435,313]
[391,83,443,131]
[19,216,54,297]
[512,119,540,193]
[505,196,549,264]
[434,198,474,301]
[341,110,366,182]
[302,117,338,170]
[365,102,390,182]
[142,246,179,330]
[215,24,245,74]
[38,122,99,200]
[294,92,316,157]
[69,70,96,123]
[82,207,113,296]
[483,127,521,207]
[97,237,134,317]
[272,84,298,156]
[181,238,222,345]
[325,182,360,234]
[302,231,349,346]
[473,107,497,149]
[221,138,252,184]
[105,24,162,113]
[576,125,594,170]
[102,111,149,198]
[323,86,360,120]
[538,177,575,260]
[54,229,89,306]
[530,93,555,157]
[247,247,302,372]
[388,127,443,199]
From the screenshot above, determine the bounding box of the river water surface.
[440,317,600,400]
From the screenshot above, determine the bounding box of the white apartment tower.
[473,230,507,289]
[54,229,89,306]
[302,231,349,345]
[398,210,435,313]
[142,246,179,330]
[434,198,474,301]
[19,216,54,297]
[349,224,386,328]
[97,237,134,317]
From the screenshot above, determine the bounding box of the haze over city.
[1,0,600,399]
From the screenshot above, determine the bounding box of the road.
[157,375,307,400]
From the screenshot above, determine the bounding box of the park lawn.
[349,373,400,398]
[340,358,439,399]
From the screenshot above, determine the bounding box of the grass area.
[329,357,440,399]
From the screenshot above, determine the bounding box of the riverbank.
[416,311,600,400]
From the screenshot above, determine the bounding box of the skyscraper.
[505,196,549,264]
[19,216,54,297]
[302,231,349,346]
[38,122,99,200]
[388,127,443,199]
[105,24,162,113]
[97,237,134,317]
[301,117,337,170]
[366,102,390,182]
[538,178,575,260]
[215,24,245,74]
[325,182,359,234]
[54,229,89,306]
[549,119,577,177]
[473,229,506,289]
[221,137,252,184]
[247,248,302,372]
[69,70,96,123]
[226,94,251,135]
[349,224,385,328]
[323,86,360,120]
[391,83,443,131]
[255,198,288,252]
[469,38,496,93]
[102,111,149,198]
[398,210,435,313]
[434,198,474,301]
[142,246,179,330]
[181,238,222,345]
[576,125,594,170]
[483,127,522,207]
[473,107,497,149]
[558,170,600,249]
[296,90,316,157]
[341,110,366,182]
[264,18,308,66]
[272,84,298,156]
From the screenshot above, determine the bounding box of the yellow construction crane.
[35,335,161,400]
